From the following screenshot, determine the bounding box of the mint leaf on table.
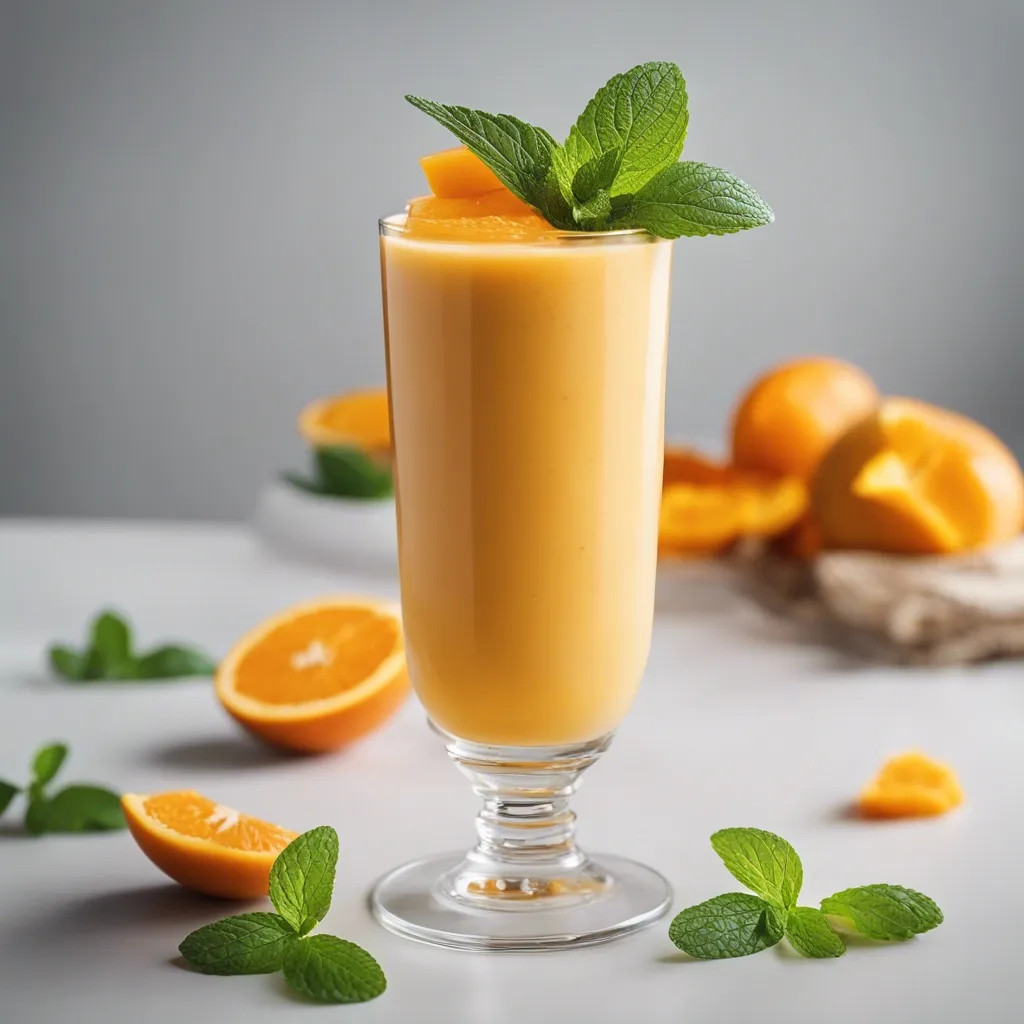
[283,935,387,1004]
[176,826,386,1005]
[554,61,688,197]
[821,885,943,941]
[710,827,802,910]
[669,893,784,959]
[0,780,19,817]
[32,743,68,787]
[785,907,846,958]
[137,646,217,679]
[624,162,774,238]
[40,785,126,833]
[179,914,298,975]
[48,610,216,682]
[269,825,339,935]
[404,96,572,228]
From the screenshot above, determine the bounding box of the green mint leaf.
[25,792,51,835]
[90,611,134,673]
[179,913,297,975]
[709,828,802,909]
[282,935,386,1004]
[559,62,688,196]
[269,826,339,934]
[137,645,217,679]
[31,742,68,786]
[0,780,19,818]
[48,646,88,680]
[785,906,846,958]
[36,785,126,833]
[627,162,774,238]
[404,96,572,229]
[313,447,393,500]
[571,148,622,204]
[821,885,943,941]
[669,893,784,960]
[573,190,612,229]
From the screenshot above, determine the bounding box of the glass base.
[369,728,672,951]
[370,851,672,950]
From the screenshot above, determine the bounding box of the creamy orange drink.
[383,214,671,746]
[372,63,772,951]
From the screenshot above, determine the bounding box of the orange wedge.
[215,597,409,753]
[122,790,297,898]
[298,389,391,454]
[857,751,964,819]
[420,145,505,198]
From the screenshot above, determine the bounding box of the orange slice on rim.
[215,597,409,753]
[122,790,297,898]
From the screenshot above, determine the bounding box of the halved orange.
[215,597,409,753]
[298,389,391,454]
[122,790,297,898]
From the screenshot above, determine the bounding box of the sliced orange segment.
[215,597,409,753]
[122,790,297,898]
[420,145,505,198]
[857,751,964,819]
[298,389,390,454]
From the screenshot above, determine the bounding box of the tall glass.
[371,215,673,950]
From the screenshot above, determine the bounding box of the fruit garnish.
[857,751,964,818]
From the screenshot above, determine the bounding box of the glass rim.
[379,211,660,246]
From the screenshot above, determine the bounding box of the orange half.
[298,389,391,453]
[122,790,297,898]
[215,597,409,753]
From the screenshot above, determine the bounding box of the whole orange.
[730,358,879,481]
[811,397,1024,554]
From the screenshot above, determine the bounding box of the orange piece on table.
[122,790,297,898]
[299,388,391,454]
[812,397,1024,554]
[215,597,409,753]
[857,751,964,818]
[659,447,808,556]
[420,145,505,198]
[404,190,551,241]
[731,357,880,482]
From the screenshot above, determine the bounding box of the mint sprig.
[406,61,772,239]
[49,610,217,682]
[285,446,394,501]
[0,741,126,835]
[669,827,943,960]
[178,826,386,1006]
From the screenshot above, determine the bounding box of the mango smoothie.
[381,219,672,747]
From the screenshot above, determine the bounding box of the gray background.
[2,0,1021,521]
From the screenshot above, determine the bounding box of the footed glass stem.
[370,731,672,950]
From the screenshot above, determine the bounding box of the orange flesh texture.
[812,397,1024,554]
[141,791,295,851]
[404,190,551,241]
[305,390,390,450]
[419,145,505,197]
[858,751,964,818]
[232,607,401,705]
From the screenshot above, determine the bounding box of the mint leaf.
[32,742,68,786]
[137,646,217,679]
[573,190,612,228]
[179,913,297,975]
[0,780,19,817]
[821,885,943,941]
[627,162,774,238]
[571,148,622,204]
[669,893,784,960]
[48,646,88,680]
[315,447,393,499]
[270,826,339,934]
[36,785,125,833]
[282,935,386,1004]
[91,611,136,677]
[25,793,50,835]
[710,828,802,910]
[785,906,846,958]
[557,62,688,196]
[404,96,572,228]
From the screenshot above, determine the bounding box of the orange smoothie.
[382,221,672,747]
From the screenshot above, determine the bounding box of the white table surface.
[1,518,1021,1024]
